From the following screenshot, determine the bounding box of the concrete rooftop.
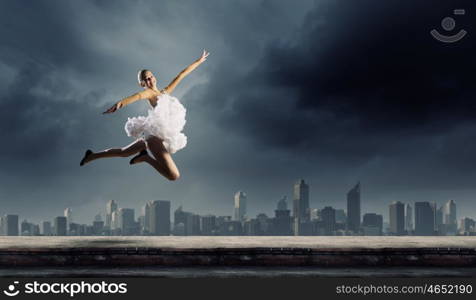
[0,236,475,267]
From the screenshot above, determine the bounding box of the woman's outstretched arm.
[163,50,209,94]
[103,89,158,114]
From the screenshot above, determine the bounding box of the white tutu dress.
[124,93,187,154]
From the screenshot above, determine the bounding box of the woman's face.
[142,71,157,89]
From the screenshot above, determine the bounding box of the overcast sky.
[0,0,475,224]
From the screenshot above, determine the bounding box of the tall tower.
[321,206,336,235]
[274,196,292,235]
[54,216,67,236]
[64,208,73,231]
[106,200,118,228]
[414,202,435,236]
[118,208,135,235]
[143,201,152,233]
[150,200,170,235]
[443,200,457,234]
[4,215,19,236]
[293,179,310,222]
[405,203,413,233]
[346,182,361,234]
[389,201,405,235]
[233,191,247,221]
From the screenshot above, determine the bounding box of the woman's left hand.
[198,50,210,63]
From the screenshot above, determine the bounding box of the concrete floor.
[1,236,475,269]
[1,236,475,249]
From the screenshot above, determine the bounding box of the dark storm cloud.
[0,63,105,163]
[198,0,476,164]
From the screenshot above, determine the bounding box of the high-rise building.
[92,220,104,235]
[54,216,67,236]
[293,179,310,235]
[111,210,119,232]
[321,206,336,235]
[274,196,292,235]
[142,201,152,234]
[119,208,135,235]
[150,200,170,235]
[201,215,217,235]
[362,213,383,236]
[41,221,52,236]
[64,208,73,231]
[460,217,475,235]
[21,219,32,236]
[293,179,310,222]
[389,201,405,235]
[405,204,413,233]
[414,202,435,236]
[4,215,19,236]
[256,213,270,235]
[233,191,247,221]
[346,182,361,233]
[106,200,118,228]
[435,205,445,235]
[186,214,201,235]
[443,200,457,234]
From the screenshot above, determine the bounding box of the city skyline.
[2,179,475,237]
[1,1,476,227]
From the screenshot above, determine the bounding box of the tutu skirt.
[124,93,187,154]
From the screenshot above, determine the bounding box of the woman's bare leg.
[81,139,146,165]
[130,136,180,181]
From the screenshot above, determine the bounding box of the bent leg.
[83,139,146,165]
[142,136,180,181]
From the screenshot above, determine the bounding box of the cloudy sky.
[0,0,475,224]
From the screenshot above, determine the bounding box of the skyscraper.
[274,196,292,235]
[233,191,247,221]
[41,221,52,236]
[414,202,435,236]
[119,208,135,235]
[106,200,117,228]
[435,205,445,235]
[362,213,383,236]
[293,179,310,235]
[111,210,119,232]
[389,201,405,235]
[346,182,361,234]
[3,215,19,236]
[143,201,152,234]
[201,215,217,235]
[405,203,413,233]
[150,200,170,235]
[293,179,310,222]
[54,216,67,236]
[443,200,457,234]
[186,214,201,235]
[64,208,73,231]
[321,206,336,235]
[174,205,192,235]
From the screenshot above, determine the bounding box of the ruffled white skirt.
[124,93,187,154]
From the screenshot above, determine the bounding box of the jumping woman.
[80,50,210,181]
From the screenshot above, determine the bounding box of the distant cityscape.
[1,179,475,236]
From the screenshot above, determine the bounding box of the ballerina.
[80,50,210,181]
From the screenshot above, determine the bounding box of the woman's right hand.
[102,102,122,114]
